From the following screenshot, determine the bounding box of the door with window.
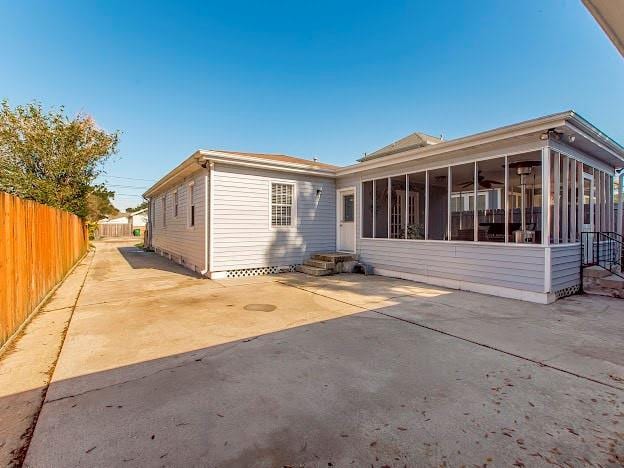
[338,188,355,252]
[582,173,595,262]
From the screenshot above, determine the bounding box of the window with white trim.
[187,181,195,228]
[271,182,294,227]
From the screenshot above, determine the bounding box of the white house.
[98,208,148,236]
[143,111,624,303]
[100,208,148,226]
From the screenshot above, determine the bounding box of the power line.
[106,184,148,189]
[102,175,154,182]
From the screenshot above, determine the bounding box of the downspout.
[146,197,152,248]
[199,160,212,276]
[209,161,214,274]
[618,171,623,236]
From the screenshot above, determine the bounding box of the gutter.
[143,150,337,199]
[336,112,574,176]
[337,111,624,176]
[142,112,624,194]
[143,152,202,198]
[197,150,337,177]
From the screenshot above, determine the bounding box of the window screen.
[271,183,294,227]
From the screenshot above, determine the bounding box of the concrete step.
[583,265,611,279]
[295,264,334,276]
[305,259,336,269]
[311,253,357,263]
[598,274,624,289]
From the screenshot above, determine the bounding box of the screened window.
[375,178,388,238]
[476,157,506,242]
[450,163,475,241]
[271,183,294,227]
[428,167,448,240]
[390,176,406,238]
[508,151,542,243]
[362,181,373,238]
[353,147,612,245]
[188,182,195,227]
[407,172,426,239]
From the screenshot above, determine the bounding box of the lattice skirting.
[554,284,580,299]
[225,265,297,278]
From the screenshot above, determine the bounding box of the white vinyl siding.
[212,164,335,271]
[359,238,546,292]
[151,171,207,273]
[550,244,581,292]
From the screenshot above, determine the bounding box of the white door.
[582,173,595,262]
[338,189,355,252]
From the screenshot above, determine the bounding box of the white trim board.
[336,186,357,253]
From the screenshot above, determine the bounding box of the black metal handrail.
[580,231,624,283]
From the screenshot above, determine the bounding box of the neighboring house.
[143,111,624,303]
[98,208,148,235]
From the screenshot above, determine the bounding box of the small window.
[343,194,354,222]
[187,182,195,227]
[271,182,294,227]
[173,190,179,217]
[162,195,166,227]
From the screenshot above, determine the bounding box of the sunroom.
[336,114,624,303]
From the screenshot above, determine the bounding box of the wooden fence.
[95,223,132,238]
[0,192,88,347]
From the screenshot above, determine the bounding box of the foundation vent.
[225,265,297,278]
[554,284,580,299]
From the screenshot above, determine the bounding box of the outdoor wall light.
[568,135,576,143]
[316,186,323,198]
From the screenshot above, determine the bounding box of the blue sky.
[1,1,623,210]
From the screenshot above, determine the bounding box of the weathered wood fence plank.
[95,223,132,238]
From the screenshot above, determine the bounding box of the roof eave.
[198,150,337,177]
[143,151,202,198]
[566,112,624,164]
[337,111,574,176]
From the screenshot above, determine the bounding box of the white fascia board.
[336,113,572,176]
[143,151,202,198]
[565,119,624,165]
[198,150,337,177]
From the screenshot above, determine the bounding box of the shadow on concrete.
[17,290,624,467]
[117,246,201,278]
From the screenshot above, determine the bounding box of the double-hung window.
[271,182,294,227]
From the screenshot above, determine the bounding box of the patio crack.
[280,280,624,392]
[44,357,208,405]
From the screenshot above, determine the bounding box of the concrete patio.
[19,240,624,466]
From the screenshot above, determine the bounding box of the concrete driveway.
[24,240,624,467]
